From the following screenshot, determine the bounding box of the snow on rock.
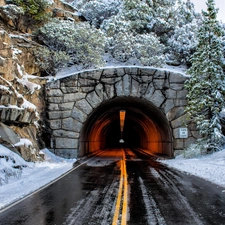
[14,138,33,148]
[0,144,30,186]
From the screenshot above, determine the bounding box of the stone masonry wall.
[45,67,199,158]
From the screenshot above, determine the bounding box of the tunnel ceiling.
[80,97,173,157]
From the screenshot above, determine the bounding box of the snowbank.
[160,149,225,188]
[0,145,76,210]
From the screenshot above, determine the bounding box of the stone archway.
[45,67,198,158]
[79,97,173,157]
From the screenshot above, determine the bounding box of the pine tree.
[185,0,225,152]
[122,0,154,33]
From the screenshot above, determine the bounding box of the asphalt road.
[0,148,225,225]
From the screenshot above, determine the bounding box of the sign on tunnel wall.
[45,67,199,158]
[179,128,188,139]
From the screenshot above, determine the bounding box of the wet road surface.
[0,148,225,225]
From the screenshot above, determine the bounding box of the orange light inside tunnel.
[120,110,126,132]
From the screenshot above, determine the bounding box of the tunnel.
[79,97,173,157]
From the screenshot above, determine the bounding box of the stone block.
[95,83,108,101]
[71,107,87,123]
[62,118,82,132]
[101,77,121,84]
[176,90,188,99]
[169,72,187,83]
[123,74,131,96]
[75,99,93,114]
[105,84,115,98]
[184,137,196,148]
[150,90,165,107]
[173,139,184,149]
[190,131,201,139]
[135,75,153,83]
[169,83,183,91]
[47,96,63,104]
[139,83,149,97]
[53,130,80,138]
[87,69,102,80]
[188,121,198,131]
[174,99,187,106]
[48,103,59,111]
[140,68,155,76]
[130,79,140,97]
[46,80,60,89]
[125,67,138,75]
[80,86,95,93]
[174,150,184,157]
[55,138,78,149]
[153,69,166,79]
[61,86,79,93]
[48,111,62,120]
[153,79,165,89]
[166,106,185,121]
[62,79,78,87]
[61,110,72,118]
[49,119,61,130]
[63,93,86,102]
[164,89,176,99]
[48,110,71,120]
[86,91,102,108]
[144,82,154,99]
[116,67,126,76]
[115,80,124,96]
[59,102,74,110]
[79,77,96,86]
[102,68,119,77]
[162,99,175,114]
[171,114,188,128]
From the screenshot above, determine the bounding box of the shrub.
[12,0,50,22]
[34,19,106,75]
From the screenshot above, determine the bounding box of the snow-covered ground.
[0,144,225,212]
[0,145,76,211]
[160,148,225,188]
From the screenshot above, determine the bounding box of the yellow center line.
[112,159,124,225]
[121,151,128,225]
[112,149,128,225]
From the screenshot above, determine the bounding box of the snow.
[0,145,76,211]
[0,144,225,212]
[54,64,188,81]
[14,138,33,147]
[159,149,225,188]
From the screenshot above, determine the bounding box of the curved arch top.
[45,66,198,158]
[80,97,173,157]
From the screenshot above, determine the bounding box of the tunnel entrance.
[79,97,173,157]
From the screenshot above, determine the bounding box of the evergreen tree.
[185,0,225,151]
[122,0,154,33]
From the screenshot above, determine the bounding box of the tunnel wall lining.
[45,66,199,158]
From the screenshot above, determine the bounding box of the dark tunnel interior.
[79,97,173,157]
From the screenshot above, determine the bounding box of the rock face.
[0,0,84,161]
[45,67,199,158]
[0,0,81,33]
[0,22,44,161]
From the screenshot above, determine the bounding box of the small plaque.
[179,128,188,138]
